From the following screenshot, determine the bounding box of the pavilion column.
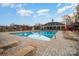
[56,25,57,30]
[60,26,62,30]
[32,26,34,31]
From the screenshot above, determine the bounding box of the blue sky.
[0,3,77,26]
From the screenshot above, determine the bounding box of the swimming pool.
[11,31,56,41]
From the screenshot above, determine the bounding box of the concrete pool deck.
[0,31,78,56]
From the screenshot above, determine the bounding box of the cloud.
[0,3,15,8]
[16,8,51,18]
[57,5,72,14]
[32,9,51,19]
[0,3,23,8]
[36,9,50,16]
[16,9,34,16]
[57,3,78,14]
[68,13,74,16]
[14,4,23,8]
[57,3,62,7]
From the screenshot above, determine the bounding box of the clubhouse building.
[33,21,65,30]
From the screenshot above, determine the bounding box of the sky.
[0,3,78,26]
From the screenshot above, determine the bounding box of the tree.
[75,4,79,22]
[64,15,71,25]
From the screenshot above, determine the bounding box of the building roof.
[43,22,64,26]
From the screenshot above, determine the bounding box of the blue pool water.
[35,31,56,38]
[11,31,56,38]
[12,32,32,37]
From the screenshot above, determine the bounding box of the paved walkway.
[28,31,77,56]
[0,31,78,56]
